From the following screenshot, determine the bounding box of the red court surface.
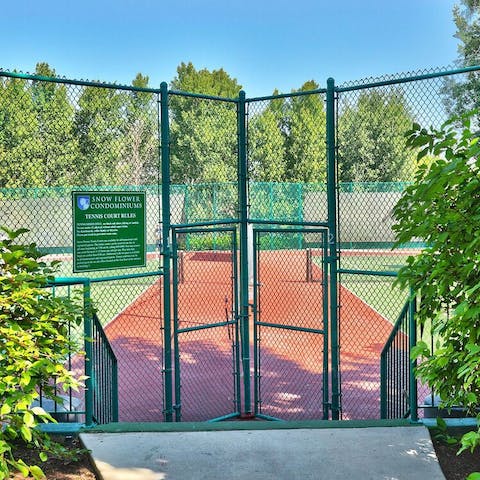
[104,250,395,422]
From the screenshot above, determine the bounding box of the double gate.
[170,225,330,421]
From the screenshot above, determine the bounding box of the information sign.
[72,191,146,272]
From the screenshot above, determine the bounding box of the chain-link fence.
[0,72,164,423]
[2,65,479,424]
[335,67,476,420]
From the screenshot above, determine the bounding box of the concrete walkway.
[80,423,445,480]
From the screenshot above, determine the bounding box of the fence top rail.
[380,299,411,358]
[0,69,162,94]
[336,64,480,93]
[246,87,327,103]
[168,88,239,103]
[49,277,91,287]
[3,64,480,105]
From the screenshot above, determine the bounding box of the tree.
[248,93,287,182]
[393,111,480,456]
[31,63,78,186]
[443,1,480,120]
[0,76,42,188]
[73,83,127,185]
[338,89,416,182]
[282,81,326,183]
[169,62,241,183]
[119,73,159,185]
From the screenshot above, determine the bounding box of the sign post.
[72,191,146,272]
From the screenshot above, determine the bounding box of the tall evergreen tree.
[248,93,287,182]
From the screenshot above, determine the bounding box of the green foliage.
[393,110,480,452]
[285,81,326,182]
[169,63,240,184]
[248,82,326,183]
[0,76,42,187]
[339,89,416,182]
[248,98,287,181]
[458,423,480,454]
[186,233,232,251]
[443,1,480,119]
[431,417,459,446]
[0,227,85,479]
[0,62,158,188]
[32,63,79,186]
[74,84,127,185]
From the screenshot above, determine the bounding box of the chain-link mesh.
[169,94,238,226]
[3,66,479,424]
[247,94,328,224]
[336,71,468,419]
[254,230,328,420]
[34,283,87,423]
[0,73,164,422]
[173,229,239,421]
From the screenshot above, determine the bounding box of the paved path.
[80,425,445,479]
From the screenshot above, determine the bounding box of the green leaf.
[436,416,447,431]
[0,404,11,416]
[30,406,47,417]
[12,460,29,477]
[23,411,35,428]
[29,465,45,480]
[467,473,480,480]
[20,425,32,442]
[39,452,48,462]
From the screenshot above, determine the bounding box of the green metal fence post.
[409,290,418,422]
[83,279,94,427]
[238,90,251,415]
[380,351,388,419]
[326,77,340,420]
[160,81,174,422]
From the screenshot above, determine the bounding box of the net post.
[178,250,185,284]
[306,248,312,282]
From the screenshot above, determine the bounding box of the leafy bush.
[392,111,480,458]
[186,232,233,251]
[0,227,85,479]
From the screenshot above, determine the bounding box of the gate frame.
[252,226,330,421]
[171,225,241,422]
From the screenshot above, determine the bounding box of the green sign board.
[72,191,146,272]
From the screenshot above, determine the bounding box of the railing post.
[160,81,174,422]
[83,279,94,427]
[111,351,119,422]
[237,90,251,415]
[409,290,418,422]
[326,77,340,420]
[380,352,388,419]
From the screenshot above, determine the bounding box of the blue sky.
[0,0,460,97]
